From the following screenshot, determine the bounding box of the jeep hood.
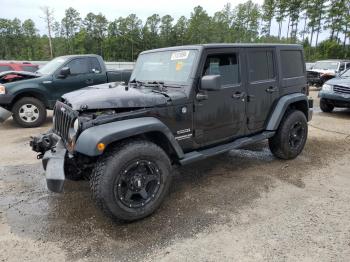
[308,69,336,75]
[62,82,187,111]
[326,77,350,87]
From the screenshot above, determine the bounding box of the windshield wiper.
[129,79,185,90]
[129,79,145,88]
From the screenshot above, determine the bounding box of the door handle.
[196,93,208,101]
[232,92,245,99]
[266,86,278,93]
[85,79,93,85]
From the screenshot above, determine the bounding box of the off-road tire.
[320,98,334,113]
[90,139,172,222]
[269,110,308,160]
[12,97,47,128]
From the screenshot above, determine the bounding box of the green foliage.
[0,2,349,61]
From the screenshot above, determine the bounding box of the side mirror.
[201,75,222,91]
[58,67,70,78]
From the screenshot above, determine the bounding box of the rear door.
[88,57,107,85]
[194,49,246,146]
[245,48,278,133]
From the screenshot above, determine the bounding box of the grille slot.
[307,71,320,78]
[334,85,350,95]
[53,101,78,143]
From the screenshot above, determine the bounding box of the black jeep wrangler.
[31,44,313,221]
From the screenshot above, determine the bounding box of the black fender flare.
[75,117,184,158]
[266,93,311,131]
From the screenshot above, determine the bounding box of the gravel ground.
[0,90,350,262]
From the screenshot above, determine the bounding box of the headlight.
[0,85,6,95]
[68,118,80,141]
[73,118,80,132]
[322,84,333,92]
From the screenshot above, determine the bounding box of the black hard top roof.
[315,59,350,63]
[58,54,102,59]
[141,43,303,54]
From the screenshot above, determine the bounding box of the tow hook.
[30,133,59,155]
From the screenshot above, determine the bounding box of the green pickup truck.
[0,54,132,127]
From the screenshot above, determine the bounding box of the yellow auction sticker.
[176,61,184,71]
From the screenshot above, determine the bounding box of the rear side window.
[21,66,38,72]
[66,58,90,74]
[0,65,12,72]
[203,53,240,85]
[281,50,304,78]
[248,50,275,82]
[89,58,102,73]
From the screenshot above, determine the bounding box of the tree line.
[0,0,349,62]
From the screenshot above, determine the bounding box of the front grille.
[53,101,78,143]
[334,85,350,95]
[307,71,320,78]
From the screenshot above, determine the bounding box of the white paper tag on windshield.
[171,51,190,60]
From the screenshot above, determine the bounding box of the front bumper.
[318,91,350,107]
[0,106,12,123]
[0,94,15,105]
[0,94,15,123]
[42,139,67,193]
[30,132,66,193]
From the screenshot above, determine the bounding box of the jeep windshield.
[313,61,339,71]
[130,50,198,87]
[37,57,68,75]
[340,69,350,78]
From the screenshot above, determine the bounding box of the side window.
[280,50,304,78]
[203,53,240,85]
[89,58,102,73]
[0,65,12,72]
[66,58,89,75]
[21,66,38,72]
[346,63,350,69]
[248,50,275,82]
[339,63,345,71]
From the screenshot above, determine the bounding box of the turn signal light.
[97,143,106,152]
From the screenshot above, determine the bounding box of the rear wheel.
[269,110,308,160]
[320,98,334,113]
[90,140,172,222]
[12,97,47,128]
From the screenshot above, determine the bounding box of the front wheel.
[90,140,172,222]
[12,97,47,128]
[269,110,308,160]
[320,98,334,113]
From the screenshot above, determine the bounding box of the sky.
[2,0,328,43]
[2,0,262,32]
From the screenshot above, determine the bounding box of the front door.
[49,57,105,101]
[194,49,246,146]
[245,48,279,133]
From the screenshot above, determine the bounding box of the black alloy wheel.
[115,160,162,209]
